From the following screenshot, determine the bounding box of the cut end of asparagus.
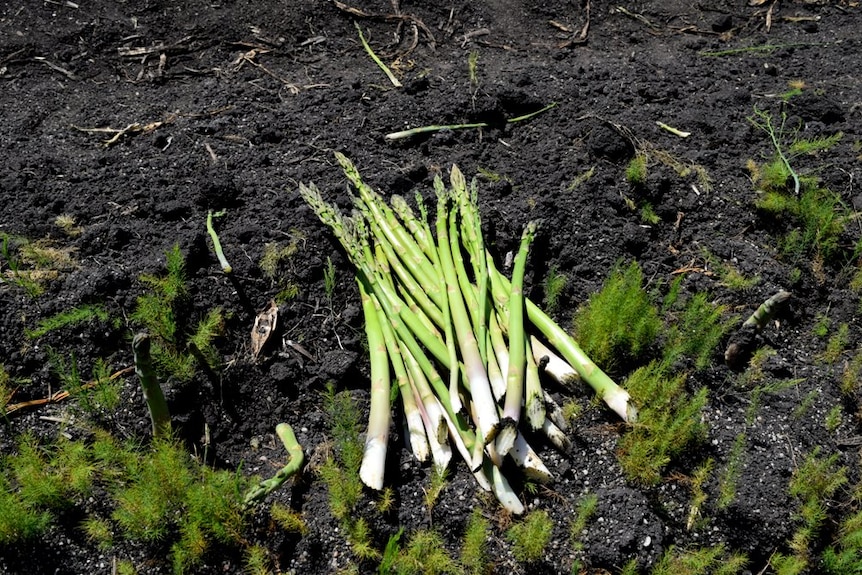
[541,419,572,452]
[604,388,638,423]
[525,394,546,432]
[530,336,581,388]
[495,418,518,457]
[405,411,430,463]
[509,435,553,483]
[359,437,388,490]
[490,464,525,515]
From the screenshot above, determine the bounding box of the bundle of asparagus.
[299,153,636,513]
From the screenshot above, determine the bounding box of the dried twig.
[5,367,133,415]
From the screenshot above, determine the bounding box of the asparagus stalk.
[358,277,391,490]
[497,222,538,456]
[244,423,304,504]
[336,153,443,308]
[530,336,581,388]
[373,287,429,463]
[435,176,500,462]
[488,257,637,423]
[390,194,437,263]
[524,336,547,430]
[132,333,171,440]
[206,210,232,274]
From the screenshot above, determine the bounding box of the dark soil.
[2,1,862,574]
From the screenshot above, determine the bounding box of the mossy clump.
[460,508,489,575]
[542,265,567,313]
[131,244,224,381]
[573,261,661,370]
[1,430,253,573]
[662,292,735,370]
[748,108,847,266]
[395,529,461,574]
[506,509,554,563]
[648,543,748,575]
[0,365,12,418]
[617,361,708,485]
[626,154,648,185]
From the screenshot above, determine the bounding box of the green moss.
[112,440,194,541]
[626,154,648,185]
[792,389,819,420]
[378,528,404,575]
[700,249,759,291]
[318,383,378,560]
[0,365,12,418]
[567,167,595,191]
[424,466,449,511]
[319,384,364,523]
[187,307,225,371]
[461,508,489,575]
[749,107,848,265]
[686,458,714,530]
[650,544,747,575]
[0,475,52,544]
[779,448,849,567]
[271,502,308,535]
[573,261,661,369]
[823,405,844,433]
[618,361,708,485]
[243,544,273,575]
[542,265,567,313]
[841,349,862,395]
[26,304,109,339]
[813,312,830,338]
[717,433,746,510]
[822,508,862,573]
[0,434,103,544]
[324,255,337,301]
[396,529,461,574]
[640,203,661,225]
[820,322,849,364]
[81,516,114,548]
[662,292,735,370]
[570,493,597,552]
[506,509,554,563]
[0,233,46,296]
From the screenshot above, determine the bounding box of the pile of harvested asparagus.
[299,153,636,513]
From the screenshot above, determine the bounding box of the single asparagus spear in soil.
[206,210,232,274]
[244,422,304,504]
[357,277,391,490]
[724,290,791,368]
[132,332,171,440]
